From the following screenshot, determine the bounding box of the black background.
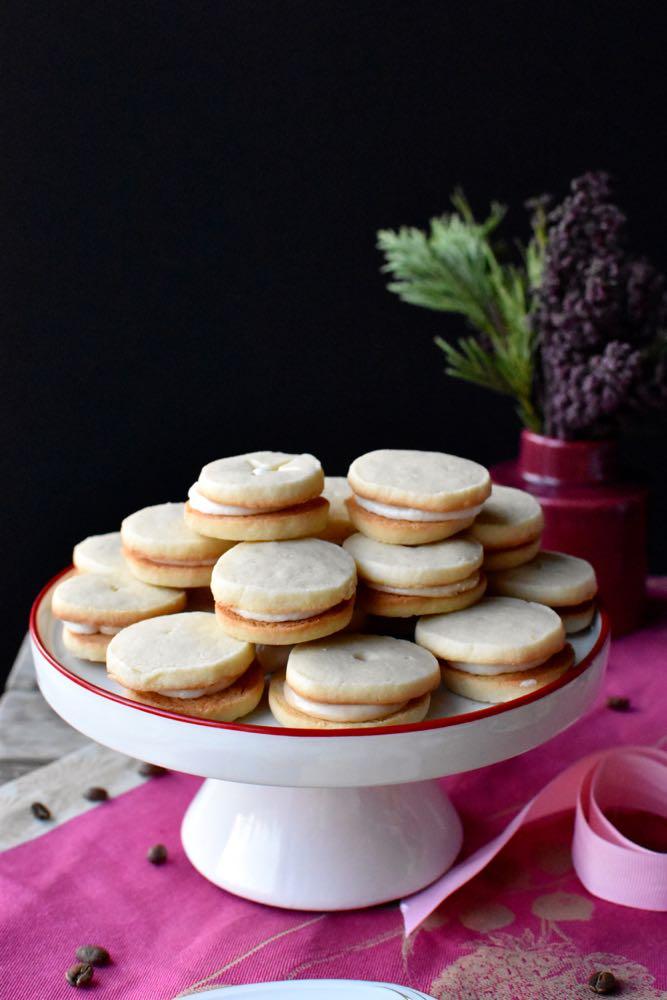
[2,2,667,683]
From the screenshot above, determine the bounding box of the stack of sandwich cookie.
[73,532,127,575]
[121,502,232,588]
[470,485,544,571]
[51,573,186,662]
[106,612,263,721]
[185,451,328,541]
[346,450,491,545]
[344,533,485,617]
[416,596,572,703]
[269,634,440,728]
[211,538,357,644]
[318,476,354,543]
[488,551,598,633]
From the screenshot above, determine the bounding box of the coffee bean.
[66,963,93,987]
[606,696,630,711]
[76,945,110,966]
[83,786,109,802]
[138,762,168,777]
[30,802,51,821]
[589,970,618,994]
[147,843,168,865]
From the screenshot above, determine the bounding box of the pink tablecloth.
[1,582,666,1000]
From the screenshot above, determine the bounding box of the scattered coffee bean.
[606,696,630,712]
[83,786,109,802]
[147,843,168,865]
[30,802,51,821]
[138,761,168,777]
[589,970,618,994]
[76,945,110,966]
[66,962,93,987]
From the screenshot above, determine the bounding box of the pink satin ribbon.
[401,746,667,935]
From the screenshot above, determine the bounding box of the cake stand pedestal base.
[181,778,462,911]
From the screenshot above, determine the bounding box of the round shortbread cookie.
[470,485,544,550]
[441,644,575,704]
[343,533,482,587]
[73,532,126,575]
[121,662,265,722]
[269,674,431,729]
[483,537,542,571]
[211,539,356,614]
[348,449,491,513]
[559,600,596,634]
[197,451,324,507]
[415,596,565,666]
[286,633,440,705]
[52,573,186,628]
[358,574,486,618]
[318,477,354,543]
[488,551,598,607]
[106,612,254,691]
[122,503,230,560]
[62,627,112,663]
[184,495,329,542]
[346,497,476,546]
[121,502,232,587]
[215,598,354,645]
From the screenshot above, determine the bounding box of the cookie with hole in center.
[269,633,439,728]
[184,451,328,541]
[344,532,486,617]
[346,449,491,545]
[488,550,598,634]
[52,572,186,662]
[211,538,357,644]
[415,596,569,704]
[121,502,233,588]
[107,612,262,721]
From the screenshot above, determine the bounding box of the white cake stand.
[30,569,610,912]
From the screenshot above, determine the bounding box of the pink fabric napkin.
[1,580,666,999]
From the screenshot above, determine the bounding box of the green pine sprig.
[377,191,544,430]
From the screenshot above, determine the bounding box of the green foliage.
[377,191,545,430]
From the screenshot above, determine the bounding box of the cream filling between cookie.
[148,674,237,699]
[233,607,325,622]
[188,483,285,516]
[63,621,122,636]
[447,654,548,676]
[368,573,480,598]
[283,682,408,722]
[354,496,482,522]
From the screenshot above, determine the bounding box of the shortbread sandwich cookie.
[52,573,186,662]
[185,451,328,541]
[488,551,598,634]
[346,449,491,545]
[470,485,544,571]
[211,539,357,644]
[107,612,263,721]
[73,532,127,575]
[269,633,440,729]
[416,596,570,703]
[121,502,232,588]
[318,476,354,543]
[344,532,486,617]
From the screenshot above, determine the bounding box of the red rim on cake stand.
[30,568,610,912]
